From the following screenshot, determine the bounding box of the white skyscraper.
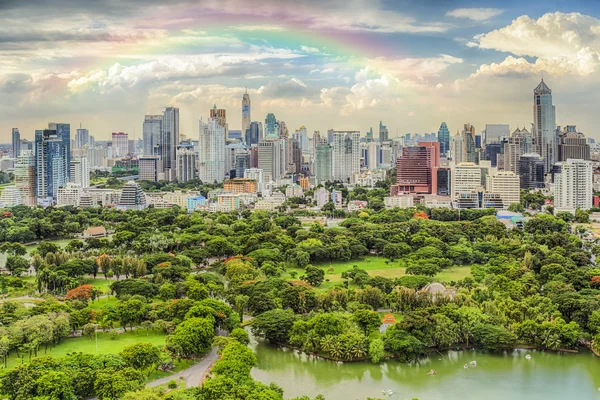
[14,150,36,206]
[70,158,90,189]
[258,140,282,182]
[242,90,251,138]
[554,159,592,213]
[367,141,378,171]
[198,118,225,183]
[533,79,556,173]
[332,131,360,183]
[111,132,129,158]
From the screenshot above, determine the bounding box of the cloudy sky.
[2,0,600,141]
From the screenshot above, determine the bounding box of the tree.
[167,317,215,357]
[95,367,145,400]
[65,284,95,302]
[235,295,249,323]
[35,371,76,400]
[120,342,162,376]
[472,324,516,351]
[302,265,325,287]
[352,309,382,335]
[5,256,29,276]
[116,299,148,330]
[368,338,385,363]
[251,309,296,343]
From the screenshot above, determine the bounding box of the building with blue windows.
[35,123,70,203]
[264,113,279,139]
[437,122,450,156]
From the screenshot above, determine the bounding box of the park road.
[147,346,219,389]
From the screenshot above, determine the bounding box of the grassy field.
[25,238,72,254]
[87,296,118,311]
[284,256,471,290]
[4,330,167,370]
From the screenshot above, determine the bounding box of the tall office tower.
[437,168,451,196]
[264,113,279,139]
[258,140,282,182]
[366,141,378,170]
[75,128,90,149]
[14,150,36,206]
[558,126,590,161]
[392,145,438,195]
[210,104,228,135]
[12,128,20,157]
[162,107,179,181]
[502,127,534,174]
[111,132,129,158]
[139,156,163,182]
[285,138,302,174]
[519,153,545,189]
[198,118,225,183]
[235,153,250,179]
[244,168,265,193]
[484,124,510,145]
[294,126,309,152]
[462,123,477,163]
[332,131,360,183]
[451,162,482,200]
[242,90,251,137]
[379,121,389,142]
[279,121,289,139]
[117,181,147,211]
[366,127,374,142]
[314,138,333,184]
[35,125,70,202]
[245,121,262,146]
[70,158,90,189]
[143,115,163,155]
[437,122,450,155]
[128,140,136,155]
[554,159,592,212]
[533,79,556,173]
[176,146,197,183]
[487,171,520,208]
[485,142,505,167]
[451,130,464,163]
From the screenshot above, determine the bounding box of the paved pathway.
[148,347,219,388]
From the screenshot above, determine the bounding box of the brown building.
[390,144,439,195]
[558,126,590,161]
[224,178,258,194]
[209,105,227,133]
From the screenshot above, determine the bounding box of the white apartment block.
[384,195,414,209]
[0,186,23,208]
[554,158,593,213]
[487,171,520,209]
[332,131,360,183]
[314,187,330,208]
[451,162,482,200]
[285,184,303,198]
[198,118,225,183]
[244,168,265,194]
[57,183,82,207]
[70,158,90,189]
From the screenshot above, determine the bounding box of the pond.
[250,338,600,400]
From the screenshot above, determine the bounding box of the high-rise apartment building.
[14,150,36,206]
[143,115,163,156]
[111,132,129,158]
[245,121,262,146]
[198,118,225,183]
[258,140,282,182]
[533,79,556,173]
[554,159,592,212]
[285,138,302,175]
[462,123,477,163]
[244,168,265,193]
[379,121,389,142]
[557,126,590,161]
[366,142,378,171]
[392,144,439,195]
[451,162,482,200]
[176,146,197,183]
[242,90,251,137]
[161,107,179,181]
[75,128,90,149]
[487,171,520,208]
[314,138,332,184]
[12,128,20,158]
[438,122,450,155]
[332,131,360,183]
[35,124,70,202]
[519,153,545,189]
[139,156,163,182]
[57,183,82,207]
[70,158,90,189]
[235,153,250,179]
[502,127,534,174]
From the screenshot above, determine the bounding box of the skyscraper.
[198,118,225,183]
[554,159,592,212]
[503,127,534,174]
[75,128,90,149]
[242,90,251,137]
[258,140,282,182]
[162,107,179,181]
[210,104,228,134]
[176,145,197,183]
[35,125,70,202]
[111,132,129,158]
[12,128,20,157]
[332,131,360,183]
[264,113,279,139]
[14,150,36,206]
[451,162,482,200]
[379,121,389,142]
[70,158,90,188]
[519,153,545,189]
[314,138,332,184]
[245,121,262,146]
[533,79,556,173]
[463,123,477,163]
[484,124,510,144]
[557,126,590,161]
[392,144,439,195]
[143,115,163,156]
[437,122,450,155]
[486,171,520,209]
[139,156,163,182]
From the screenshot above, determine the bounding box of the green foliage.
[251,309,296,343]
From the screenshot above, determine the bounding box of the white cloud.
[446,8,504,21]
[232,25,285,32]
[300,45,321,54]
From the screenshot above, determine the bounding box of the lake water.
[250,338,600,400]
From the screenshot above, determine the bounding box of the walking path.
[148,347,219,388]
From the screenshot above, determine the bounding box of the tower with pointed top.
[242,89,251,139]
[533,79,556,174]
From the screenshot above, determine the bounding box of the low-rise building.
[384,195,414,209]
[224,178,258,194]
[83,226,107,238]
[314,187,329,208]
[285,184,303,198]
[348,200,368,212]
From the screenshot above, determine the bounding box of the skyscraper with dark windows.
[35,124,70,202]
[379,121,389,142]
[264,113,279,139]
[143,115,162,156]
[242,90,251,137]
[161,107,179,181]
[533,79,556,173]
[12,128,20,157]
[245,121,262,146]
[437,122,450,155]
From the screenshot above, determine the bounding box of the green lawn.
[284,256,471,290]
[85,278,114,292]
[87,296,118,311]
[25,238,72,255]
[3,330,167,370]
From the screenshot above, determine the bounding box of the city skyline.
[3,1,600,140]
